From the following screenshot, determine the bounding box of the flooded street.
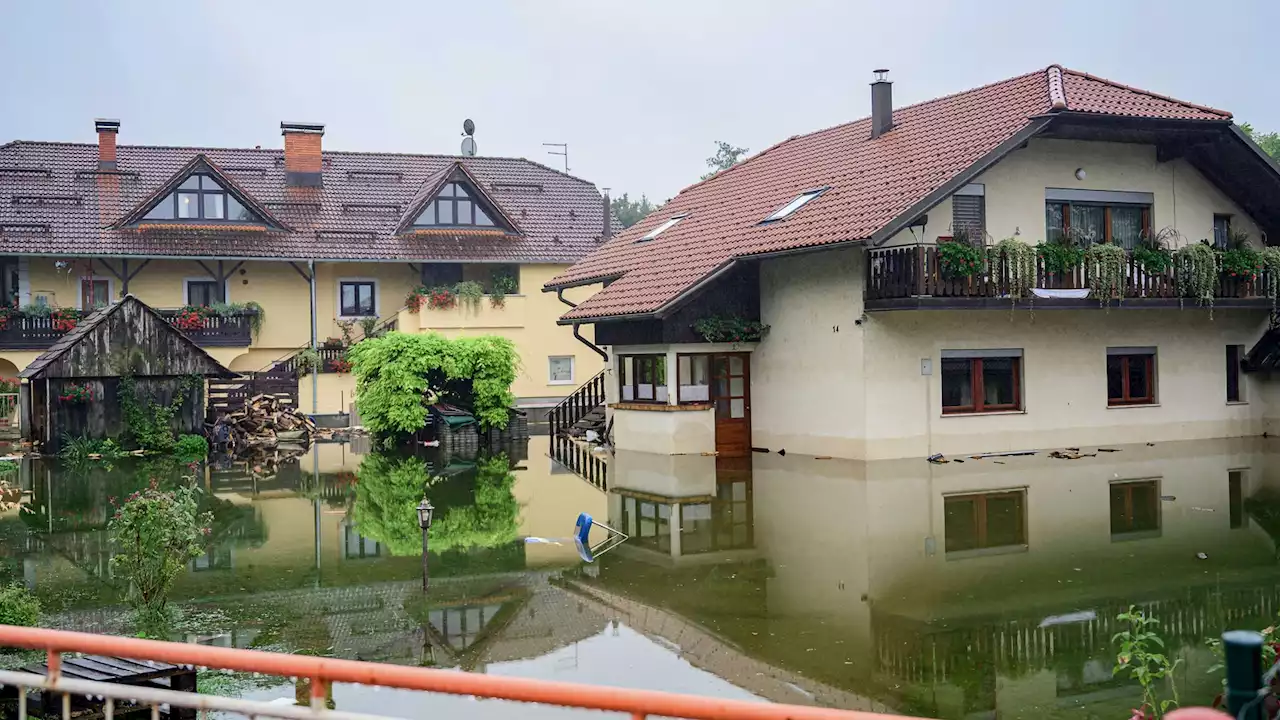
[3,436,1280,719]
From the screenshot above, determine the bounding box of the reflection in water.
[3,437,1280,718]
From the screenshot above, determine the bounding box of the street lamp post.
[416,496,434,592]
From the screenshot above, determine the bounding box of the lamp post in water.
[417,496,434,592]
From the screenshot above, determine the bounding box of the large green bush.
[109,483,211,622]
[349,453,430,556]
[0,583,40,626]
[347,332,518,434]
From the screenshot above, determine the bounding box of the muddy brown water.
[2,436,1279,719]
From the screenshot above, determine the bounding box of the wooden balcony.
[0,309,256,351]
[865,245,1273,311]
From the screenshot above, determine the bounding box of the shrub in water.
[109,482,212,623]
[175,434,208,461]
[0,583,40,626]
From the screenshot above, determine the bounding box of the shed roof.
[20,295,236,380]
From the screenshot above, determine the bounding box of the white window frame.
[336,277,379,319]
[762,187,828,223]
[75,275,115,310]
[548,355,576,385]
[637,214,688,242]
[182,276,231,306]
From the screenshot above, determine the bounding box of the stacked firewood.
[210,394,315,451]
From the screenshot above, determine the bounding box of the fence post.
[1223,630,1264,720]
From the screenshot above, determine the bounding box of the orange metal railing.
[0,625,925,720]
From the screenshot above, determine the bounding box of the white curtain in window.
[1070,205,1106,244]
[1111,206,1144,250]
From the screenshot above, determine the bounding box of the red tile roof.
[0,142,613,263]
[546,66,1234,322]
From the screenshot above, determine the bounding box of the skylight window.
[762,188,827,223]
[637,214,688,242]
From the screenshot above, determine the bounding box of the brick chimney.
[281,121,325,187]
[602,188,612,242]
[95,119,120,170]
[870,69,893,139]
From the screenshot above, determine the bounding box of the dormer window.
[415,182,496,227]
[143,174,255,222]
[637,214,688,242]
[762,188,827,223]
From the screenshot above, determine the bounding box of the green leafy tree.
[1241,122,1280,159]
[108,482,212,630]
[701,140,749,180]
[610,193,660,229]
[0,583,40,626]
[428,455,520,552]
[347,332,519,434]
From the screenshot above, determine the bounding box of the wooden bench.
[20,655,197,720]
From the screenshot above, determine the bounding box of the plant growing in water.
[109,482,212,629]
[937,230,985,278]
[693,315,770,343]
[1112,606,1181,719]
[175,434,208,461]
[1174,241,1219,311]
[1085,242,1128,307]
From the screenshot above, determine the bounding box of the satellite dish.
[463,118,475,136]
[461,136,477,157]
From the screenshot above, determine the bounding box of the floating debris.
[1197,552,1209,560]
[1049,449,1097,460]
[927,453,948,464]
[1098,448,1121,453]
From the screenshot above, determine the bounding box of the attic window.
[762,188,827,223]
[415,182,496,227]
[142,174,255,222]
[637,214,688,242]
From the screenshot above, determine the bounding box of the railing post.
[1223,630,1264,720]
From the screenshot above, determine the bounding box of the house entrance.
[710,353,750,458]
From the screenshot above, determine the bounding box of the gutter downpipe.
[556,288,608,361]
[309,259,318,414]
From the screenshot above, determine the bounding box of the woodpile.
[210,394,314,452]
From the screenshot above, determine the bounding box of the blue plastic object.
[574,513,595,562]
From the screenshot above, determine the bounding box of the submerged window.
[1107,349,1156,406]
[944,489,1026,553]
[619,354,667,403]
[1046,201,1150,250]
[143,174,255,222]
[1110,479,1161,539]
[941,351,1022,414]
[414,182,496,227]
[637,214,687,242]
[762,188,826,223]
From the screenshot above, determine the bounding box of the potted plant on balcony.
[937,228,985,281]
[1037,233,1084,289]
[490,270,518,308]
[1220,229,1261,297]
[171,307,208,331]
[1084,241,1127,308]
[693,315,770,344]
[322,337,344,350]
[426,286,457,310]
[1174,240,1219,312]
[0,305,16,331]
[454,281,484,313]
[50,307,80,332]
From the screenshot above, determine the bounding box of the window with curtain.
[186,280,221,306]
[677,354,711,403]
[941,352,1022,414]
[1045,201,1150,249]
[1214,215,1232,249]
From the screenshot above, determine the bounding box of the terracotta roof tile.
[547,65,1235,321]
[0,143,614,263]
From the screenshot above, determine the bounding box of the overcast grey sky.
[2,1,1277,202]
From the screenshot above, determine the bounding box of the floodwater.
[3,435,1280,719]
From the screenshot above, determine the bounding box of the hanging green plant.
[937,240,984,279]
[1037,242,1082,276]
[1174,241,1218,312]
[1085,243,1127,307]
[1262,247,1280,308]
[453,281,485,312]
[992,237,1035,311]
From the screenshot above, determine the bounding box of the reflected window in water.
[1109,479,1161,539]
[1230,469,1248,529]
[191,545,233,572]
[944,489,1026,553]
[342,522,382,559]
[428,604,503,650]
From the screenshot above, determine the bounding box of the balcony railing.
[0,309,257,350]
[865,245,1272,309]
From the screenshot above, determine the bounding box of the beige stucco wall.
[752,247,865,458]
[883,138,1263,247]
[612,407,715,455]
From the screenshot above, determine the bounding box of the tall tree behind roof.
[610,193,660,228]
[1242,123,1280,159]
[701,140,750,180]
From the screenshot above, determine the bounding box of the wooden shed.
[19,295,236,451]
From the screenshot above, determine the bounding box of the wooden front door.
[711,353,750,458]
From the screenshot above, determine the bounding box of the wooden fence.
[206,367,299,421]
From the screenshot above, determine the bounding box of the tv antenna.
[460,119,477,157]
[543,142,569,172]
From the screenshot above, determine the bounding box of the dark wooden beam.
[288,261,312,282]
